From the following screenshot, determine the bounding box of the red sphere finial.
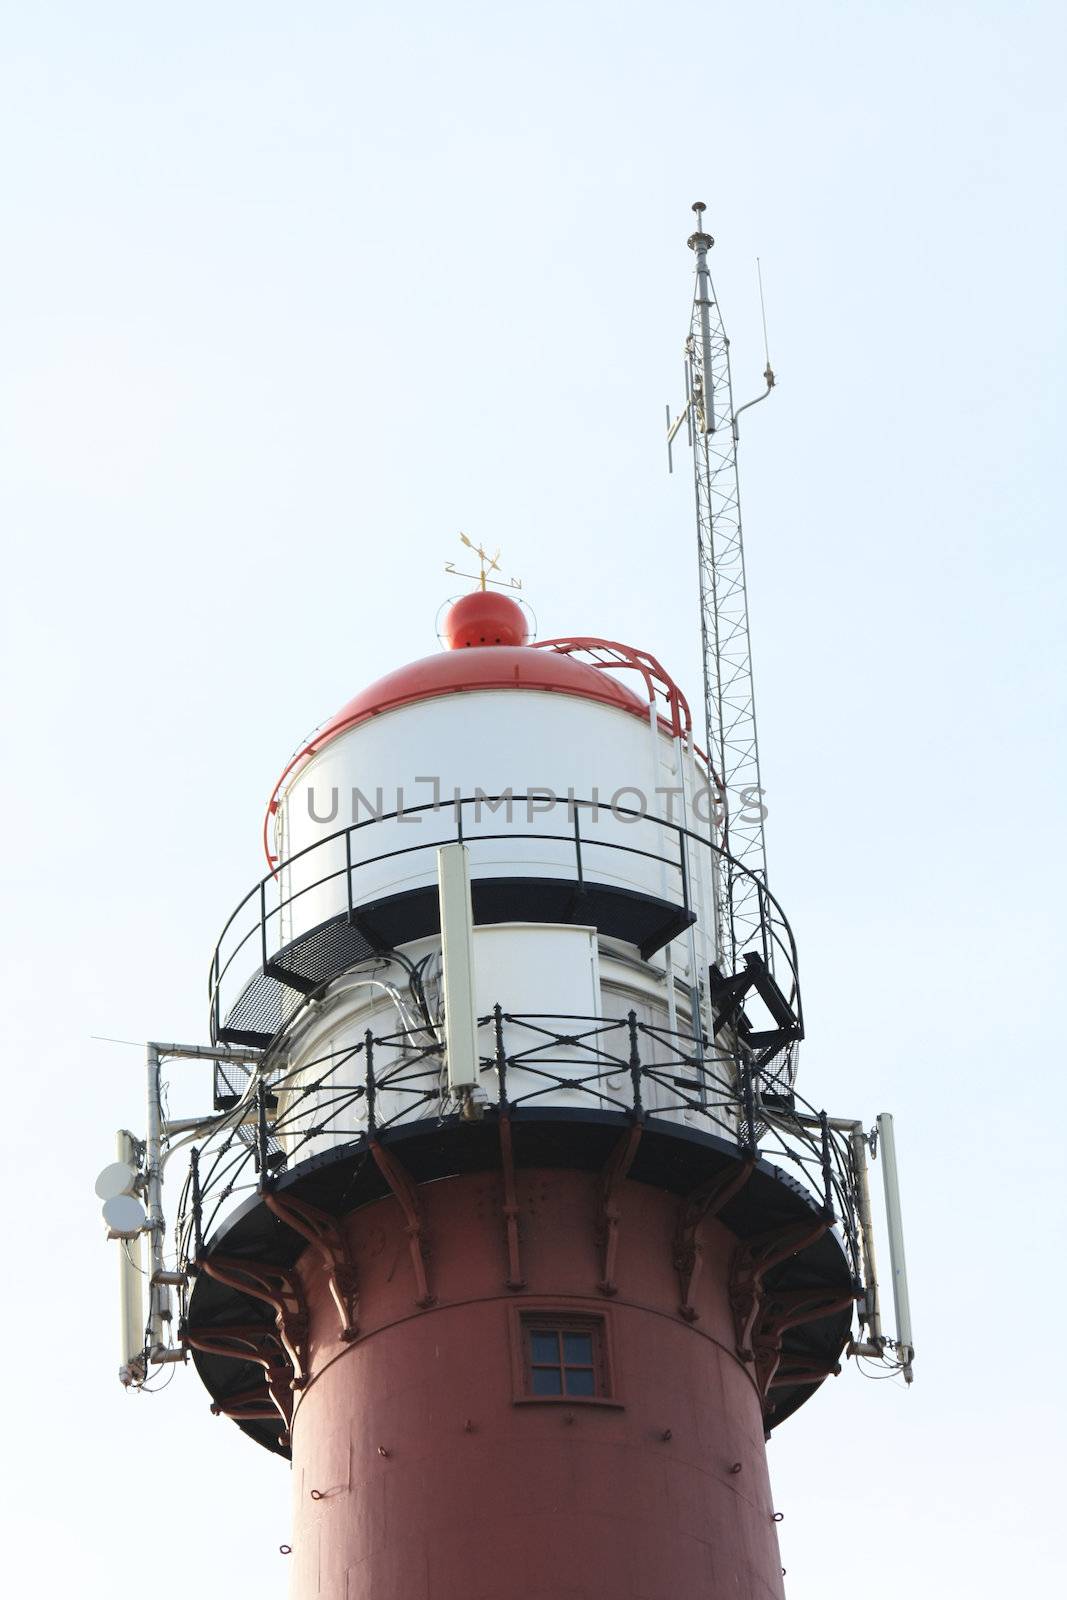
[443,590,529,649]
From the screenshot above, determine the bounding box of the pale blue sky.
[2,3,1064,1596]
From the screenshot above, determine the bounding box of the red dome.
[263,629,695,867]
[442,590,529,649]
[314,643,647,745]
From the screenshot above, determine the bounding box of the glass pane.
[529,1331,559,1365]
[566,1367,596,1396]
[531,1366,563,1395]
[562,1333,593,1366]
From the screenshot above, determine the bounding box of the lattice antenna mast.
[668,202,775,973]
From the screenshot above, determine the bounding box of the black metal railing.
[172,1006,859,1307]
[206,795,802,1049]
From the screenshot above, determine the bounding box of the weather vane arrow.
[445,532,522,593]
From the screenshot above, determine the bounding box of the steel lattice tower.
[674,202,774,977]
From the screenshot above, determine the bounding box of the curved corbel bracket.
[182,1321,294,1438]
[264,1191,360,1342]
[596,1121,644,1295]
[200,1255,310,1388]
[370,1140,435,1307]
[729,1216,832,1364]
[497,1112,526,1290]
[673,1155,756,1320]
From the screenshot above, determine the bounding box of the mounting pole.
[145,1043,173,1359]
[689,205,717,436]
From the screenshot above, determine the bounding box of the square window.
[517,1313,612,1404]
[562,1332,593,1365]
[565,1366,595,1397]
[530,1331,560,1365]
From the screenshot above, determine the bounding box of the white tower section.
[266,673,720,1158]
[203,592,777,1168]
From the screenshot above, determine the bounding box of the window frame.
[509,1305,621,1408]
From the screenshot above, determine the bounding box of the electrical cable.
[122,1239,149,1277]
[138,1361,179,1395]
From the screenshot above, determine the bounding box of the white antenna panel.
[95,1160,139,1201]
[103,1193,147,1238]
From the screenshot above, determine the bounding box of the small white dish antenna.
[95,1161,139,1201]
[102,1193,147,1238]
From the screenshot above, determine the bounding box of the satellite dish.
[95,1161,138,1201]
[102,1193,147,1238]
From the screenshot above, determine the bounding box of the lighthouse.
[100,215,913,1600]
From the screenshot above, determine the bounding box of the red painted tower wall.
[287,1167,785,1600]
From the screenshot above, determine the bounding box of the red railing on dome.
[533,637,693,742]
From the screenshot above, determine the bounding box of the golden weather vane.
[445,532,522,593]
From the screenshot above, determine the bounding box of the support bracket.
[370,1139,435,1307]
[264,1191,360,1342]
[729,1215,832,1369]
[710,952,803,1058]
[596,1120,643,1295]
[182,1321,294,1441]
[209,1381,288,1424]
[750,1285,857,1397]
[768,1355,844,1390]
[673,1155,756,1320]
[497,1111,526,1290]
[199,1254,310,1388]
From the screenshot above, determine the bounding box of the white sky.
[2,2,1065,1595]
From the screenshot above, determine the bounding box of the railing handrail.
[207,794,802,1041]
[175,1007,856,1299]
